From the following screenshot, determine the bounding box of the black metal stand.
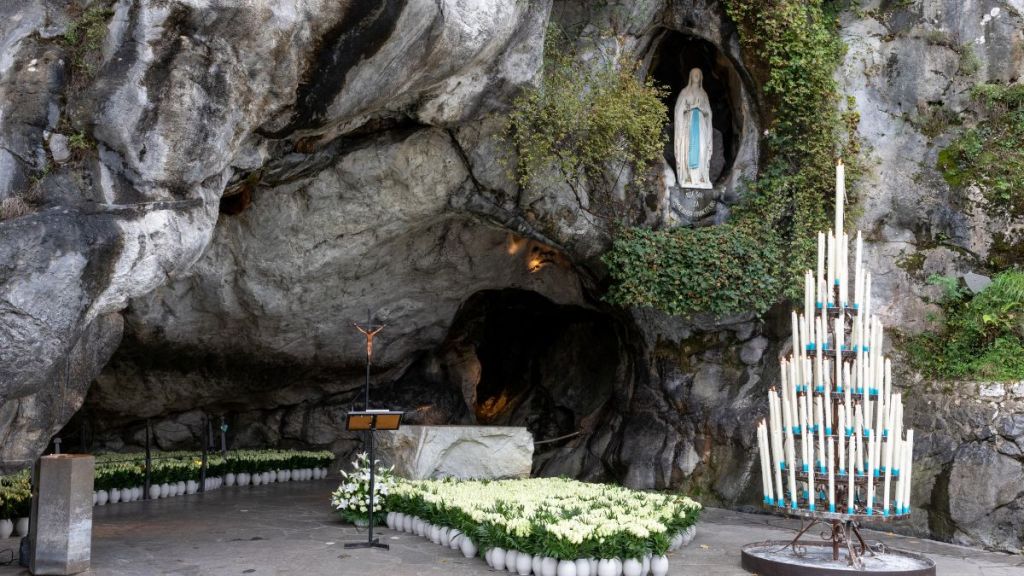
[344,416,388,551]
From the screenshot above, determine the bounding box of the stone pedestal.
[377,425,533,480]
[30,455,94,575]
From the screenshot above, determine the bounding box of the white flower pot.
[622,559,641,576]
[430,524,441,544]
[650,555,668,576]
[641,555,650,576]
[14,518,29,538]
[517,552,533,576]
[134,486,143,501]
[679,525,696,547]
[148,484,161,499]
[159,483,170,498]
[439,527,450,546]
[417,519,427,537]
[386,512,395,529]
[505,549,519,572]
[492,548,506,571]
[109,488,121,504]
[448,529,462,549]
[402,515,413,533]
[177,481,186,495]
[541,557,557,576]
[92,492,97,506]
[96,490,108,506]
[393,512,405,531]
[0,519,14,540]
[575,558,591,576]
[596,560,615,576]
[532,556,543,576]
[239,473,252,486]
[225,473,236,486]
[253,473,263,486]
[279,469,289,482]
[269,470,278,483]
[557,560,577,576]
[460,537,477,559]
[261,472,271,484]
[312,468,321,479]
[485,549,494,567]
[186,480,198,495]
[290,469,300,482]
[612,559,622,576]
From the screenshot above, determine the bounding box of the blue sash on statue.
[688,108,701,170]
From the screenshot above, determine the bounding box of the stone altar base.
[376,425,533,480]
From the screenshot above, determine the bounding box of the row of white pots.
[223,467,328,487]
[94,476,225,506]
[384,512,696,576]
[91,467,330,507]
[0,517,29,540]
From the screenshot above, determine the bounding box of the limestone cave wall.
[0,0,1023,555]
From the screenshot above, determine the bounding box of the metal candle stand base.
[741,510,935,575]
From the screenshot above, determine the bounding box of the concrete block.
[30,454,94,575]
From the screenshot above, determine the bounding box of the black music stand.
[344,410,404,550]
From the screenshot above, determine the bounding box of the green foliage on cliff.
[62,3,115,81]
[906,271,1024,380]
[937,83,1024,217]
[506,30,668,211]
[604,0,859,318]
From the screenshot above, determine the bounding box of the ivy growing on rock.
[905,271,1024,381]
[937,83,1024,218]
[605,0,859,318]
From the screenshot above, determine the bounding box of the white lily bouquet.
[330,452,396,525]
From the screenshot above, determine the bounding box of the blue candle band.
[829,504,836,513]
[839,468,847,476]
[893,468,900,477]
[816,301,823,309]
[802,464,809,472]
[808,504,816,511]
[845,427,853,436]
[825,427,832,435]
[791,502,798,510]
[883,509,889,517]
[779,462,786,470]
[867,508,874,516]
[815,386,824,393]
[863,428,871,436]
[834,279,841,285]
[883,429,889,437]
[847,507,855,514]
[853,303,860,309]
[870,388,879,396]
[873,469,880,477]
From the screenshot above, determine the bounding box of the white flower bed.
[383,477,700,576]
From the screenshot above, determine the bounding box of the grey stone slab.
[30,454,94,575]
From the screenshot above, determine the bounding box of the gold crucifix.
[354,322,386,359]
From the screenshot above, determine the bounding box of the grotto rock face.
[1,0,1023,555]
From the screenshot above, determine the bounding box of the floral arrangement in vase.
[330,452,396,526]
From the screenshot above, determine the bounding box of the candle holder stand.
[745,164,934,575]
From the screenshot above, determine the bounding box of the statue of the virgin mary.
[673,68,713,189]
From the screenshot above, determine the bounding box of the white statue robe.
[673,68,713,189]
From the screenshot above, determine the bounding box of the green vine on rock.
[604,0,860,318]
[937,83,1024,218]
[505,27,669,223]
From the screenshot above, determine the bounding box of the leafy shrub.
[906,271,1024,380]
[506,27,668,220]
[937,83,1024,217]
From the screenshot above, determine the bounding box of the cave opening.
[392,288,623,450]
[648,31,744,186]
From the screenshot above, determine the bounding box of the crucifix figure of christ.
[354,310,386,410]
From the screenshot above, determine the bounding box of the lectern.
[344,410,403,550]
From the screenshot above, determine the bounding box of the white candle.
[807,445,815,511]
[786,427,797,509]
[815,396,826,472]
[771,393,786,505]
[827,231,836,302]
[805,272,814,330]
[855,404,863,475]
[884,359,893,434]
[838,408,846,474]
[836,160,845,236]
[903,430,914,514]
[867,428,875,514]
[828,437,835,512]
[815,318,824,393]
[847,434,856,514]
[834,317,843,397]
[817,232,826,304]
[854,231,863,306]
[759,423,772,504]
[883,428,895,515]
[839,233,848,305]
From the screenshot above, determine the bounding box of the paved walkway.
[1,479,1021,575]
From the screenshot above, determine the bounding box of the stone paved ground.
[0,479,1021,575]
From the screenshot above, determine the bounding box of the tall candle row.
[756,160,914,518]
